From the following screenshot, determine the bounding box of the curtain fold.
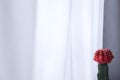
[0,0,35,80]
[33,0,104,80]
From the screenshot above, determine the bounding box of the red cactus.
[94,48,114,64]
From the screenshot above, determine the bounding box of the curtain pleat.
[0,0,35,80]
[33,0,104,80]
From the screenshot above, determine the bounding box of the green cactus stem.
[97,64,109,80]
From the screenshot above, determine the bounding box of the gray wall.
[103,0,120,80]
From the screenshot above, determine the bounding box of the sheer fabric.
[0,0,104,80]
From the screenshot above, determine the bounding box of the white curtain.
[0,0,104,80]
